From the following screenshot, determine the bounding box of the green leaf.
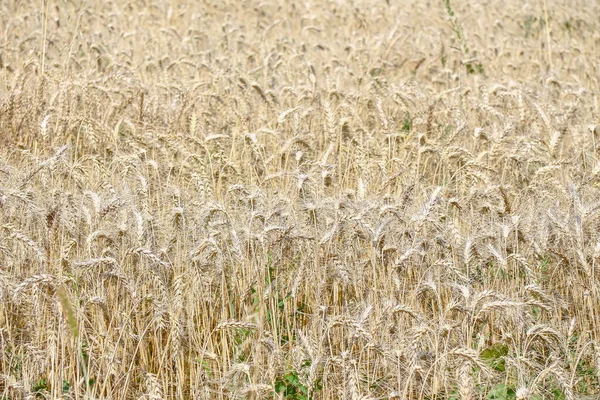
[32,378,49,397]
[368,67,383,77]
[551,388,566,399]
[481,343,508,372]
[402,112,412,132]
[487,383,516,400]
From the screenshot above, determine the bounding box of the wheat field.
[0,0,599,399]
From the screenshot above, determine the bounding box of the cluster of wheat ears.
[0,0,599,399]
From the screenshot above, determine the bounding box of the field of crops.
[1,0,599,398]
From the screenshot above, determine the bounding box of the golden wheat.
[0,0,599,398]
